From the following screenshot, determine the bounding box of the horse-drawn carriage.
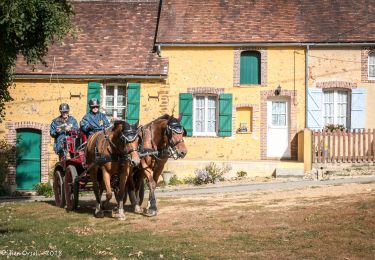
[52,115,187,219]
[52,128,145,211]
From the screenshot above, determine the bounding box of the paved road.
[1,176,374,203]
[155,175,375,197]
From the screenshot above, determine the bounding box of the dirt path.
[1,182,374,259]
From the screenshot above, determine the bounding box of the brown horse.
[129,114,187,216]
[85,120,140,220]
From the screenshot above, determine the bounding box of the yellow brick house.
[2,0,375,191]
[1,1,168,191]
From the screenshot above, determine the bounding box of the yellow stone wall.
[162,46,306,160]
[0,46,307,173]
[0,78,166,170]
[309,47,375,128]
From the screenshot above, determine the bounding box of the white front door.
[267,100,290,158]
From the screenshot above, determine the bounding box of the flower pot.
[162,171,174,185]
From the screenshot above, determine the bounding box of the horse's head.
[114,120,141,167]
[164,114,188,159]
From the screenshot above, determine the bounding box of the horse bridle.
[164,123,185,159]
[119,129,139,156]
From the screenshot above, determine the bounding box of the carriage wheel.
[53,169,65,208]
[64,165,79,211]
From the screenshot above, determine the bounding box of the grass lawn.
[0,183,374,259]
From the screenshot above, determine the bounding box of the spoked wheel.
[53,169,65,208]
[64,165,79,211]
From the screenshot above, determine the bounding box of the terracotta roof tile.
[157,0,375,44]
[16,0,168,76]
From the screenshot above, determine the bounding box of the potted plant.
[162,171,174,185]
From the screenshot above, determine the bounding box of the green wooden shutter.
[87,82,101,112]
[219,93,233,137]
[179,93,193,136]
[240,51,261,85]
[126,83,141,124]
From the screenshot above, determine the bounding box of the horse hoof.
[118,214,126,221]
[143,208,157,217]
[95,211,104,218]
[134,205,143,214]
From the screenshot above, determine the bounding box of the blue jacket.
[50,116,79,154]
[80,111,110,137]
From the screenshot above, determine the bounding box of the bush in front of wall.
[236,171,248,178]
[168,175,184,186]
[192,162,232,185]
[324,124,345,132]
[34,182,53,197]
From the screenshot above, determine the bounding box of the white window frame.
[323,90,350,128]
[102,83,127,120]
[368,52,375,80]
[192,95,218,136]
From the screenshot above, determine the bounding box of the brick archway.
[260,90,298,160]
[5,122,50,188]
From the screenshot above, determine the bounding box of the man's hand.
[56,128,61,133]
[65,125,71,131]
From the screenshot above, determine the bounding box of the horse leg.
[117,164,130,220]
[127,171,142,214]
[102,168,113,210]
[143,167,158,217]
[91,166,104,218]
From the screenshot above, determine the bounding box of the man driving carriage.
[50,103,79,157]
[80,98,110,137]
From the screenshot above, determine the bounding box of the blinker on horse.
[85,120,140,220]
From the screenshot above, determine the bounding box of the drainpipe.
[305,44,309,128]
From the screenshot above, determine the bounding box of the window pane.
[279,115,286,126]
[207,97,216,132]
[272,115,278,125]
[117,86,126,107]
[279,102,286,114]
[369,54,375,65]
[272,102,277,114]
[324,91,334,125]
[195,96,205,132]
[117,108,125,119]
[106,86,114,107]
[370,65,375,77]
[105,108,114,118]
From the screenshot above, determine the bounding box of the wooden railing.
[312,129,375,163]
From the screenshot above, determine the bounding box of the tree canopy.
[0,0,75,121]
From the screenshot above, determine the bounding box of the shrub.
[169,175,183,186]
[0,139,12,185]
[236,171,248,178]
[192,162,232,185]
[324,124,345,132]
[205,162,231,183]
[194,169,210,185]
[0,185,10,196]
[34,182,53,197]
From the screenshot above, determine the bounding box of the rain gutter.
[15,74,167,80]
[156,42,375,47]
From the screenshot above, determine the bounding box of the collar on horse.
[94,127,137,165]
